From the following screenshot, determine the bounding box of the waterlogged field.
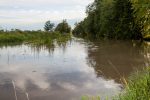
[0,31,71,45]
[0,38,149,100]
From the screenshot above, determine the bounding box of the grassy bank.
[115,67,150,100]
[80,67,150,100]
[0,30,71,45]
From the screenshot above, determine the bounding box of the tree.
[55,20,71,33]
[44,21,54,32]
[73,0,143,40]
[111,0,142,39]
[131,0,150,37]
[72,21,85,37]
[73,0,115,38]
[0,27,4,32]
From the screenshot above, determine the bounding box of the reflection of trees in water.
[0,42,22,49]
[29,44,55,55]
[86,40,150,82]
[0,39,71,55]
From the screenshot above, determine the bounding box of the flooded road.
[0,38,149,100]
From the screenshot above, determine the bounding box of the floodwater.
[0,38,149,100]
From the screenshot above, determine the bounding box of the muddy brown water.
[0,38,149,100]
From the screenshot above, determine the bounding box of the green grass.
[114,67,150,100]
[0,30,71,45]
[80,67,150,100]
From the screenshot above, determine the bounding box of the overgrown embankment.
[115,67,150,100]
[0,30,71,45]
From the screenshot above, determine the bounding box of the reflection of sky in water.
[0,39,122,100]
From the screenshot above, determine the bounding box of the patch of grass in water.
[0,30,71,46]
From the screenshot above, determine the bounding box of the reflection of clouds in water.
[0,56,121,99]
[0,63,50,91]
[83,79,120,90]
[57,82,77,91]
[53,71,121,98]
[58,78,120,92]
[16,72,50,90]
[0,39,125,99]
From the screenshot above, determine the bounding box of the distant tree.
[44,21,55,32]
[72,21,86,37]
[0,27,4,32]
[55,20,71,33]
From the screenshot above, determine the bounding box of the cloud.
[0,0,94,30]
[0,10,85,24]
[0,0,93,7]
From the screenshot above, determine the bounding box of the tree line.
[0,19,72,44]
[0,19,71,34]
[44,19,71,34]
[73,0,150,40]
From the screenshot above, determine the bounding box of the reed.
[114,67,150,100]
[0,30,71,45]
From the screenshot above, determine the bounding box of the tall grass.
[0,30,71,45]
[80,67,150,100]
[114,67,150,100]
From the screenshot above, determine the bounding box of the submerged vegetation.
[73,0,150,40]
[0,30,71,45]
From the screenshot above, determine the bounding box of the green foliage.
[111,0,142,39]
[131,0,150,37]
[114,67,150,100]
[0,30,71,45]
[73,0,146,40]
[73,21,86,37]
[44,20,55,32]
[81,96,101,100]
[55,20,71,33]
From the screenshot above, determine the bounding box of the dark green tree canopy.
[73,0,144,40]
[44,21,55,32]
[55,20,71,33]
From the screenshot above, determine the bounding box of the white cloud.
[0,0,93,6]
[0,0,94,29]
[0,10,85,24]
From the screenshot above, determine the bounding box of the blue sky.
[0,0,93,30]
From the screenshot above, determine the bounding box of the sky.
[0,0,93,30]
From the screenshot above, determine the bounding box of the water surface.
[0,38,149,100]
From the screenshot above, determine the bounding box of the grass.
[81,96,101,100]
[0,30,71,45]
[80,66,150,100]
[114,67,150,100]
